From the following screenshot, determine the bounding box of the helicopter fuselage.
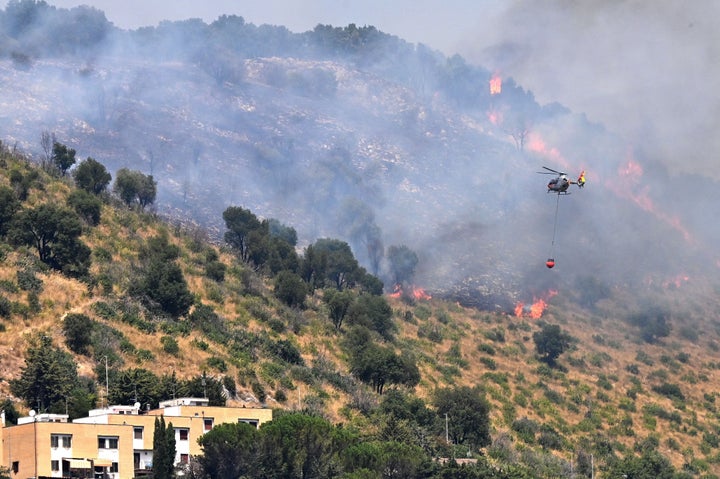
[547,175,571,193]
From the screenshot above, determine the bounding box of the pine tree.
[152,416,176,479]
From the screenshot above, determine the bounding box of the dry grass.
[2,156,720,471]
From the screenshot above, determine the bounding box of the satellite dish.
[134,402,141,409]
[29,410,36,417]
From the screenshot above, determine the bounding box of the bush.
[63,313,94,355]
[205,260,226,282]
[479,357,497,370]
[0,295,11,319]
[484,327,506,343]
[512,417,539,444]
[17,269,43,293]
[207,356,227,372]
[134,259,194,317]
[135,349,155,363]
[651,382,685,401]
[160,335,179,355]
[478,343,496,355]
[273,271,307,308]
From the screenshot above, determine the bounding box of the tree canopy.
[9,203,91,276]
[197,422,259,479]
[51,141,76,176]
[10,334,82,413]
[73,157,111,195]
[113,168,157,209]
[532,323,573,366]
[434,385,491,448]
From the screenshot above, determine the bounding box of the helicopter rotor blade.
[541,166,566,175]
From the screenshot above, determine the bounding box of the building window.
[180,454,189,464]
[11,462,18,474]
[203,418,213,431]
[51,434,72,448]
[98,436,119,449]
[134,427,143,439]
[179,429,189,441]
[111,462,119,473]
[239,419,259,428]
[51,460,59,472]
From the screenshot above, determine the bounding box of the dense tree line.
[0,0,548,120]
[221,204,427,394]
[192,406,499,479]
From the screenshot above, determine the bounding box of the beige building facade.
[0,398,272,479]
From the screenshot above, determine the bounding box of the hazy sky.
[46,0,505,57]
[44,0,720,175]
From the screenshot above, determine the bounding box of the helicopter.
[538,166,586,268]
[538,166,585,194]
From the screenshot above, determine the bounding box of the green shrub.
[414,305,431,320]
[160,335,179,355]
[676,352,690,363]
[651,382,685,401]
[483,327,505,343]
[512,417,538,444]
[135,349,155,363]
[635,350,654,366]
[93,247,112,263]
[205,260,226,282]
[0,295,11,318]
[479,357,497,370]
[63,313,94,355]
[251,380,266,403]
[92,301,118,320]
[207,356,227,372]
[0,279,18,293]
[17,269,43,293]
[478,343,496,355]
[436,310,450,324]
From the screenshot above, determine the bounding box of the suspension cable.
[549,193,560,259]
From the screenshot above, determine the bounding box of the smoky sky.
[462,0,720,179]
[45,0,720,179]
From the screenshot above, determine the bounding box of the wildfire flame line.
[609,158,693,243]
[527,130,693,244]
[514,290,558,319]
[388,284,432,301]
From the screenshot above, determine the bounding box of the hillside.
[2,149,720,478]
[2,3,720,477]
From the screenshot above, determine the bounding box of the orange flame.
[489,74,502,95]
[527,132,568,168]
[412,286,432,300]
[388,284,431,300]
[609,156,693,243]
[514,290,558,319]
[388,284,402,299]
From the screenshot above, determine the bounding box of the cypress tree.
[153,416,176,479]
